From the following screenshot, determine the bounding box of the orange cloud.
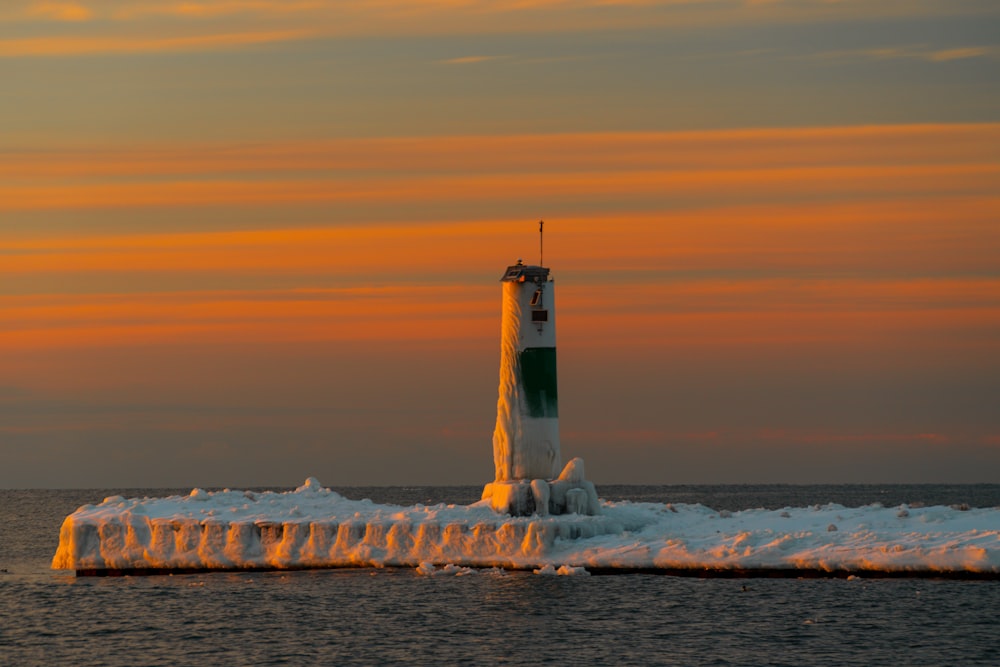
[1,163,996,211]
[0,285,496,350]
[6,124,997,179]
[5,183,999,284]
[3,194,997,278]
[4,1,989,57]
[3,124,997,373]
[28,1,92,21]
[809,45,999,63]
[0,28,314,57]
[928,46,995,62]
[4,272,998,356]
[439,55,508,65]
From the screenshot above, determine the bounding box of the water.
[4,485,1000,666]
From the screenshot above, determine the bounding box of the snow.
[52,478,1000,576]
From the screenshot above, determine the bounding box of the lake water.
[3,485,1000,666]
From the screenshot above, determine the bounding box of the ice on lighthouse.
[481,257,600,517]
[491,261,560,481]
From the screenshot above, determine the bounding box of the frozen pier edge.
[53,478,1000,578]
[52,478,622,576]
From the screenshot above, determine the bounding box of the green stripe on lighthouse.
[519,347,558,418]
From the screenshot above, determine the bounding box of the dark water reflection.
[6,569,1000,666]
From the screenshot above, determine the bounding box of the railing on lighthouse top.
[501,260,550,283]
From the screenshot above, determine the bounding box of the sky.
[2,0,999,488]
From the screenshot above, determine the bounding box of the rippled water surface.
[3,485,1000,666]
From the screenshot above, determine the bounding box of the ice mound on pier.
[53,478,1000,576]
[482,457,600,517]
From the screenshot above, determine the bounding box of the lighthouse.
[482,224,599,517]
[492,259,560,481]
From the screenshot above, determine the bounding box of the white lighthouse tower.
[492,258,561,481]
[482,223,599,517]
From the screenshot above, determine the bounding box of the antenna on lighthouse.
[539,219,544,267]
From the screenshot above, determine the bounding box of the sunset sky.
[2,0,999,488]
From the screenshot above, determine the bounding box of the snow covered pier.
[53,478,1000,578]
[52,478,623,576]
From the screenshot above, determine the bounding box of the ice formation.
[484,261,599,517]
[52,478,1000,576]
[491,262,560,481]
